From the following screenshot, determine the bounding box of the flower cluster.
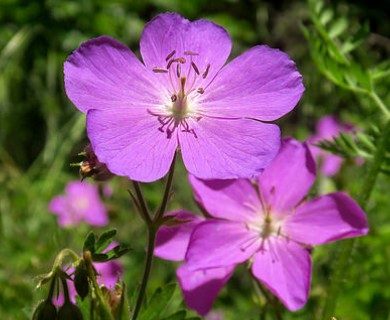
[155,138,368,315]
[62,12,369,318]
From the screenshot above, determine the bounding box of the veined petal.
[252,237,311,311]
[201,46,304,121]
[258,138,316,214]
[87,108,178,182]
[185,220,259,269]
[64,36,163,113]
[177,264,235,316]
[284,192,369,245]
[155,211,204,261]
[189,175,262,223]
[140,13,231,88]
[179,117,281,180]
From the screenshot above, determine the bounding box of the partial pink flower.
[64,13,304,182]
[49,181,108,227]
[308,115,355,176]
[165,138,368,314]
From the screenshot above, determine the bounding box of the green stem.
[322,118,390,319]
[84,251,113,320]
[370,91,390,119]
[131,228,156,320]
[131,153,177,320]
[132,180,152,227]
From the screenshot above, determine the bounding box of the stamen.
[166,59,174,69]
[184,51,199,56]
[180,77,186,96]
[165,50,176,61]
[176,64,181,78]
[171,94,177,102]
[202,64,210,79]
[197,88,204,94]
[152,67,168,73]
[175,57,186,64]
[191,62,200,75]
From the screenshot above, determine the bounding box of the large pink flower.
[155,138,368,314]
[64,13,304,182]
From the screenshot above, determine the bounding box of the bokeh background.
[1,0,390,319]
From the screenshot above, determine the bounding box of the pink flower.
[64,13,304,182]
[155,138,368,314]
[309,115,355,176]
[49,181,108,227]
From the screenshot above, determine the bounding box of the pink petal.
[140,13,231,89]
[179,117,280,180]
[155,211,204,261]
[64,36,162,113]
[185,220,259,269]
[252,237,311,311]
[87,108,178,182]
[189,175,262,223]
[94,260,123,290]
[201,46,304,121]
[284,192,369,245]
[258,138,316,214]
[177,264,234,316]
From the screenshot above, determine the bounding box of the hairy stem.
[322,118,390,319]
[131,153,177,320]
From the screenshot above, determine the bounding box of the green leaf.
[91,253,109,262]
[162,310,187,320]
[75,295,90,319]
[328,18,348,38]
[139,283,177,320]
[83,232,96,254]
[95,229,117,253]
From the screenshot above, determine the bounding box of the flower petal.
[177,264,235,316]
[186,220,259,269]
[179,117,281,180]
[87,108,178,182]
[65,36,163,113]
[155,211,204,261]
[201,46,304,121]
[252,237,311,311]
[258,138,316,213]
[140,13,231,87]
[284,192,369,245]
[189,175,262,223]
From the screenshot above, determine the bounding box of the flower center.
[149,50,211,138]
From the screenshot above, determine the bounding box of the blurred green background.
[1,0,390,319]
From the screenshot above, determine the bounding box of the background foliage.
[1,0,390,319]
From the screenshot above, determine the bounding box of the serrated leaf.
[162,310,187,320]
[341,23,370,54]
[139,283,176,320]
[95,229,117,253]
[83,232,96,254]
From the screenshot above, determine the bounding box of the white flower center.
[148,50,211,138]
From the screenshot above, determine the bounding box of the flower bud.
[32,299,57,320]
[74,262,89,300]
[79,144,113,181]
[57,302,83,320]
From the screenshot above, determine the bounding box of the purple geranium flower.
[308,115,356,176]
[49,181,108,227]
[64,13,304,182]
[156,138,368,314]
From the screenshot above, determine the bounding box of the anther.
[202,64,210,79]
[153,67,168,73]
[171,94,177,102]
[166,59,174,69]
[176,64,181,78]
[165,50,176,61]
[184,51,199,56]
[197,88,204,94]
[176,57,186,64]
[191,62,200,75]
